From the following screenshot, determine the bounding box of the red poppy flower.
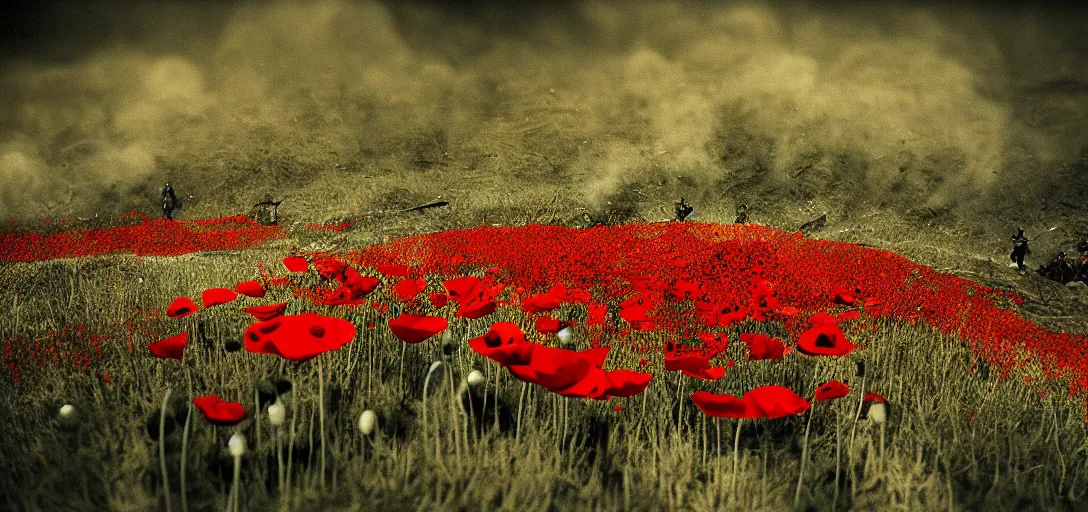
[244,314,357,362]
[469,322,535,367]
[535,317,575,335]
[393,278,427,302]
[523,292,562,314]
[235,280,266,298]
[192,395,246,426]
[430,292,449,309]
[565,288,592,303]
[813,380,850,401]
[836,311,861,323]
[282,256,308,273]
[690,390,748,418]
[244,302,287,321]
[863,392,887,403]
[833,285,857,305]
[638,357,649,367]
[664,339,725,377]
[692,386,810,419]
[166,296,198,319]
[613,405,625,412]
[376,264,411,278]
[103,373,113,384]
[341,267,381,298]
[388,314,448,344]
[669,280,701,301]
[313,257,347,281]
[457,297,497,319]
[797,316,856,357]
[502,345,613,399]
[586,303,607,325]
[696,302,748,327]
[444,276,483,299]
[740,333,789,361]
[202,288,238,308]
[604,371,652,397]
[149,332,188,360]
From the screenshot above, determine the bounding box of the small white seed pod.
[466,370,485,389]
[228,433,247,457]
[869,403,887,424]
[557,326,573,345]
[358,410,377,436]
[268,400,285,427]
[58,404,75,419]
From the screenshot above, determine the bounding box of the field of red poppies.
[1,219,1086,511]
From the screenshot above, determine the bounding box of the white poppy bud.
[869,403,887,424]
[59,404,75,419]
[228,433,247,457]
[467,370,485,389]
[441,330,453,345]
[557,326,573,344]
[358,410,377,435]
[268,400,285,427]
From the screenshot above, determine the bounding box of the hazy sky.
[1,1,1086,220]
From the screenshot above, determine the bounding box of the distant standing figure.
[674,198,694,222]
[734,204,749,224]
[161,183,178,220]
[1010,228,1030,274]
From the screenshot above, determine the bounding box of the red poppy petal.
[282,256,308,273]
[814,380,850,401]
[243,314,356,362]
[604,370,653,397]
[863,392,888,403]
[193,395,246,426]
[235,280,266,298]
[202,288,238,308]
[149,332,188,360]
[244,302,287,321]
[166,296,198,319]
[388,314,448,344]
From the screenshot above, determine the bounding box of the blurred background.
[0,0,1086,264]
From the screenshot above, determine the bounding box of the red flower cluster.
[337,222,1085,398]
[0,215,285,262]
[470,322,652,399]
[691,386,811,419]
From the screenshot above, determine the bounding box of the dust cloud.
[0,1,1085,220]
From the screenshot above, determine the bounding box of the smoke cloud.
[0,1,1085,221]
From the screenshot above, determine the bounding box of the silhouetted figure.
[674,198,694,222]
[254,199,282,225]
[580,209,594,229]
[1074,253,1088,284]
[1010,228,1030,274]
[1039,251,1074,283]
[161,183,178,220]
[734,204,749,224]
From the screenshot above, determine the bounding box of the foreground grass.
[1,251,1086,512]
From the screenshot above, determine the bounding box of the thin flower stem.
[159,387,173,512]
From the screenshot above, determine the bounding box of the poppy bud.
[467,370,485,389]
[358,410,377,435]
[228,433,247,457]
[58,404,78,428]
[854,361,865,377]
[268,400,285,427]
[868,403,887,424]
[557,326,573,345]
